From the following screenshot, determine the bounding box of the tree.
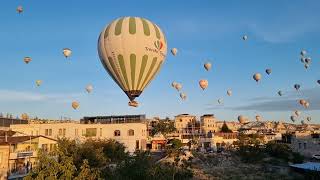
[151,120,176,137]
[220,121,232,133]
[75,159,100,180]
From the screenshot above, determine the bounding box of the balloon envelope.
[294,110,301,117]
[98,17,167,103]
[171,48,177,56]
[238,115,247,124]
[253,73,262,82]
[63,48,72,58]
[290,115,296,122]
[294,84,300,91]
[255,115,261,122]
[278,91,283,96]
[35,80,42,87]
[227,90,232,96]
[180,92,187,100]
[266,69,272,75]
[301,50,307,56]
[199,80,208,90]
[317,80,320,85]
[175,83,182,91]
[204,62,212,71]
[242,35,248,40]
[17,6,23,13]
[86,85,93,93]
[24,57,31,64]
[306,117,311,121]
[72,101,79,110]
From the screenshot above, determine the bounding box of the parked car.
[312,154,320,160]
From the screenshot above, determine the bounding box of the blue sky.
[0,0,320,123]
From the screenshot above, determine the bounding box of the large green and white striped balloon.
[98,17,167,102]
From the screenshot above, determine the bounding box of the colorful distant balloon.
[199,80,208,90]
[294,84,300,91]
[290,115,296,122]
[300,57,306,63]
[72,101,79,110]
[255,115,261,122]
[301,120,306,125]
[238,115,247,124]
[253,73,262,82]
[300,50,307,56]
[204,62,212,71]
[16,6,23,14]
[294,110,301,117]
[299,99,306,106]
[306,117,311,121]
[63,48,72,58]
[242,35,248,41]
[98,17,167,107]
[171,48,178,56]
[24,57,31,64]
[304,64,309,69]
[175,83,182,91]
[317,80,320,85]
[171,82,177,88]
[86,84,93,93]
[35,80,42,87]
[227,89,232,96]
[218,98,223,104]
[180,92,187,100]
[278,91,283,96]
[21,113,29,120]
[305,57,311,64]
[304,101,310,108]
[265,69,272,75]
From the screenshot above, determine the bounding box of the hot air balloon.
[98,17,167,106]
[299,99,306,106]
[171,48,177,56]
[35,80,42,87]
[171,82,177,88]
[238,115,247,124]
[301,50,307,56]
[294,110,301,117]
[305,57,311,64]
[24,57,31,64]
[304,64,309,69]
[278,91,283,96]
[300,57,306,63]
[72,101,79,110]
[290,115,296,122]
[199,80,208,90]
[86,84,93,93]
[21,113,29,120]
[301,120,306,125]
[304,102,310,108]
[306,117,311,121]
[294,84,300,91]
[175,83,182,91]
[180,92,187,100]
[218,98,223,104]
[255,115,261,122]
[16,6,23,14]
[253,73,262,82]
[63,48,72,58]
[204,62,212,71]
[227,89,232,96]
[242,35,248,41]
[265,69,272,75]
[317,80,320,85]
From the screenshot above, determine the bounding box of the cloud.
[0,89,82,103]
[229,88,320,111]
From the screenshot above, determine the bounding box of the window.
[298,143,301,149]
[58,129,62,136]
[128,129,134,136]
[63,128,66,136]
[303,143,307,149]
[45,129,52,136]
[100,128,102,137]
[42,144,48,152]
[85,128,97,137]
[136,140,139,149]
[75,129,78,136]
[114,130,121,136]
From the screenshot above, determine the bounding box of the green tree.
[151,120,176,137]
[75,159,100,180]
[220,121,232,133]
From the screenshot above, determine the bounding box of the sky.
[0,0,320,123]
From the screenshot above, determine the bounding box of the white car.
[312,154,320,160]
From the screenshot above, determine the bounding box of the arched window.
[128,129,134,136]
[114,130,121,136]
